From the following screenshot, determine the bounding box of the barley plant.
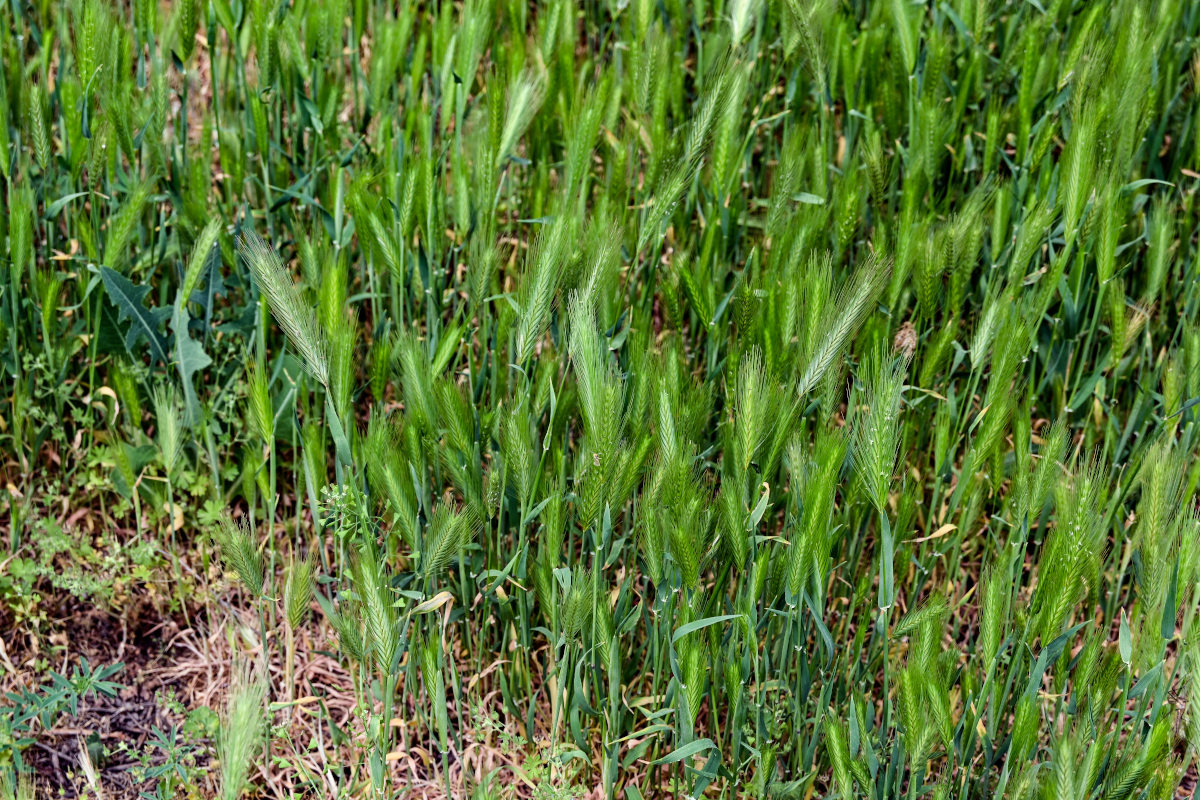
[4,0,1200,797]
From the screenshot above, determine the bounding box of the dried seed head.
[893,320,918,359]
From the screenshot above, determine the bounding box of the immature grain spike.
[152,384,183,472]
[283,554,314,630]
[797,251,891,398]
[239,232,329,388]
[851,346,908,513]
[179,219,222,306]
[217,672,266,800]
[352,543,398,675]
[216,516,264,598]
[496,68,546,167]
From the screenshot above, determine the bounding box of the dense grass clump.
[4,0,1200,797]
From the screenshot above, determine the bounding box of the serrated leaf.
[170,304,212,424]
[188,248,227,332]
[100,266,170,364]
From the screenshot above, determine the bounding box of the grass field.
[3,0,1200,797]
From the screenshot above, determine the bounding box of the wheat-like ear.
[179,218,222,305]
[26,84,50,169]
[328,599,367,666]
[0,765,34,800]
[238,231,329,388]
[105,177,154,269]
[423,503,478,578]
[216,516,264,598]
[496,68,546,166]
[728,0,763,45]
[563,79,607,202]
[8,187,33,278]
[152,383,183,472]
[784,0,829,85]
[514,219,571,367]
[734,347,773,472]
[283,553,314,630]
[351,541,399,674]
[977,564,1010,669]
[677,629,707,729]
[217,670,266,800]
[636,62,728,254]
[797,251,891,398]
[852,346,908,513]
[824,717,854,800]
[245,360,273,446]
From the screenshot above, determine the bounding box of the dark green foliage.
[4,0,1200,797]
